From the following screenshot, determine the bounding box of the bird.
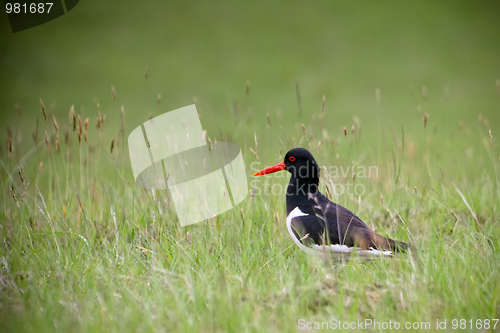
[252,147,408,260]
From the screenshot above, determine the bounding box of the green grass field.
[1,1,500,332]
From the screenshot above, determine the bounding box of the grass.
[0,88,499,332]
[1,1,500,332]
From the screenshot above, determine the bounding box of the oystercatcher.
[253,148,408,259]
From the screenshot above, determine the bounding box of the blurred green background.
[1,0,499,148]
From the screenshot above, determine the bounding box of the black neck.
[286,175,320,215]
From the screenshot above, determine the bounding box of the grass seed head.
[18,166,25,185]
[96,111,102,129]
[343,126,347,136]
[319,96,326,121]
[110,139,115,153]
[77,115,82,145]
[69,105,74,121]
[424,113,429,128]
[111,85,116,101]
[40,99,47,122]
[70,106,77,133]
[52,115,59,135]
[8,137,13,158]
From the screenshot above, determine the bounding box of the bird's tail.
[371,233,408,253]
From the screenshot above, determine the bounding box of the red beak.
[252,161,286,176]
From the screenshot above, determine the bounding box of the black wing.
[291,194,407,251]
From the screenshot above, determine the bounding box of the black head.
[252,147,320,180]
[283,148,320,179]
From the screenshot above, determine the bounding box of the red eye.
[289,156,296,162]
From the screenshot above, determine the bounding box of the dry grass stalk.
[295,82,302,116]
[120,105,125,141]
[32,117,39,144]
[249,148,259,160]
[111,85,116,101]
[110,139,115,153]
[53,115,59,150]
[44,131,50,151]
[84,118,89,143]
